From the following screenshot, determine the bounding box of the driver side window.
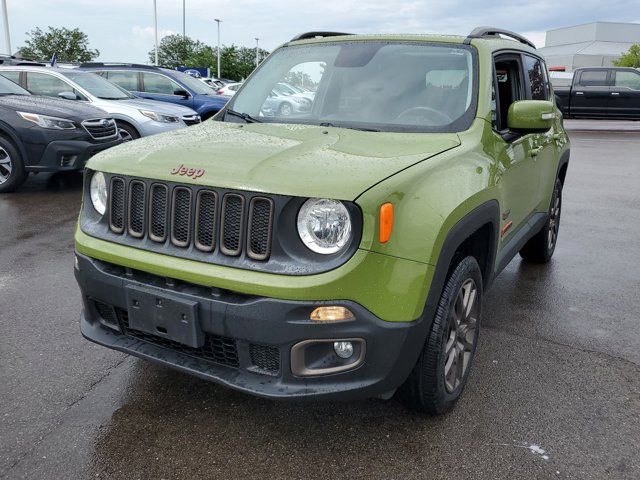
[141,73,182,95]
[493,57,525,132]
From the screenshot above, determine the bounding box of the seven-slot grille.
[108,177,275,261]
[82,118,118,139]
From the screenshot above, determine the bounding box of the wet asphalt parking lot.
[1,120,639,480]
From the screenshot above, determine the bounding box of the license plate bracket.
[125,285,203,348]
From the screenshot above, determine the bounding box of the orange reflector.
[310,306,355,322]
[379,203,394,243]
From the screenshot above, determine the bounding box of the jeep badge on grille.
[171,164,205,179]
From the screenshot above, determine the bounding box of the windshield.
[0,75,30,95]
[62,71,133,100]
[228,41,476,132]
[173,71,218,95]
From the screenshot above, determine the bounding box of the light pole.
[214,18,222,78]
[182,0,185,39]
[255,37,259,68]
[153,0,158,65]
[1,0,11,54]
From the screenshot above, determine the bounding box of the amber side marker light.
[379,202,394,243]
[310,306,355,322]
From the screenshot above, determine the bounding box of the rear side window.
[0,71,21,86]
[26,72,86,100]
[106,71,138,91]
[614,70,640,90]
[577,70,609,87]
[523,55,549,100]
[141,73,181,95]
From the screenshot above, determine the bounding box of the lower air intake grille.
[119,310,239,368]
[249,343,280,376]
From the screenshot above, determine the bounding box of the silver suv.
[0,67,201,141]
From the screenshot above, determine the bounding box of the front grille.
[119,309,239,368]
[82,118,118,140]
[109,177,125,233]
[127,181,146,237]
[249,344,280,376]
[220,194,244,256]
[105,177,275,262]
[182,115,201,126]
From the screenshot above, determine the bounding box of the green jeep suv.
[75,27,569,414]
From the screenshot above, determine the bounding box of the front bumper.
[75,253,428,400]
[26,137,123,172]
[136,118,187,137]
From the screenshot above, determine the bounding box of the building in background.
[539,22,640,71]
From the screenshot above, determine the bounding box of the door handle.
[611,92,620,96]
[575,91,584,95]
[530,147,543,157]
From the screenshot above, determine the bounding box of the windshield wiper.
[225,109,262,123]
[319,122,379,132]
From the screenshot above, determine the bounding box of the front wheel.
[0,135,27,193]
[278,102,292,116]
[399,256,483,414]
[520,178,562,263]
[116,122,140,143]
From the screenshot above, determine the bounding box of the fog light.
[310,306,355,322]
[74,254,79,270]
[333,341,354,359]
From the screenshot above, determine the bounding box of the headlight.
[139,110,179,123]
[297,198,352,254]
[17,111,76,130]
[90,171,107,215]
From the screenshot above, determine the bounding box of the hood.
[88,120,460,200]
[0,94,108,121]
[112,98,198,116]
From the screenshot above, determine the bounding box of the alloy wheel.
[119,128,134,142]
[279,103,292,116]
[548,189,561,250]
[443,278,479,393]
[0,146,13,185]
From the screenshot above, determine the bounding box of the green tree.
[19,27,99,62]
[614,44,640,68]
[149,36,269,80]
[149,35,209,69]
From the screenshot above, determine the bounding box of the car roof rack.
[79,62,161,70]
[465,27,536,49]
[289,31,353,42]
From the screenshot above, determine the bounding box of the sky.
[2,0,640,64]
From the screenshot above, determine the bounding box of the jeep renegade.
[75,27,569,414]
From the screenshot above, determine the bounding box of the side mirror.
[173,89,189,98]
[58,91,79,101]
[507,100,555,133]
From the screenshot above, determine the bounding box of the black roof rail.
[465,27,536,49]
[79,62,161,70]
[289,31,353,42]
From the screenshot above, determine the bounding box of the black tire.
[0,134,27,193]
[519,178,562,263]
[399,256,483,415]
[116,122,140,142]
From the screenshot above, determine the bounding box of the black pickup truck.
[554,67,640,119]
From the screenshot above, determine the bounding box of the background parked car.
[216,82,242,96]
[261,88,313,116]
[202,77,226,89]
[0,74,121,192]
[0,66,201,141]
[80,64,229,120]
[554,67,640,119]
